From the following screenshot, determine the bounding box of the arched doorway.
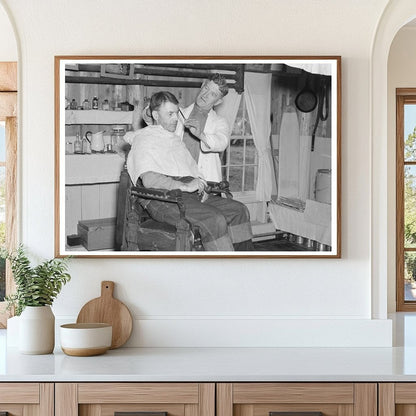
[371,1,416,318]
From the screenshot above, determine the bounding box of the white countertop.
[2,345,416,382]
[2,313,416,382]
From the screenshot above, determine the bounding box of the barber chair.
[115,165,232,251]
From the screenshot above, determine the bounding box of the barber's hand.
[142,105,153,127]
[184,118,202,139]
[180,178,207,193]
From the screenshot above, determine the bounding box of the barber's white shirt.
[175,104,229,182]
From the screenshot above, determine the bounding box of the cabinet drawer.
[379,383,416,415]
[56,383,215,416]
[0,383,53,416]
[78,383,200,404]
[217,383,376,416]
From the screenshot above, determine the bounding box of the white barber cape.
[175,104,229,182]
[126,125,201,186]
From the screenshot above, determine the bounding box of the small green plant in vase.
[3,245,71,354]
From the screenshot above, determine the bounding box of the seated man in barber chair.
[126,91,253,251]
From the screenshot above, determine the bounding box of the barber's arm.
[141,172,206,193]
[185,116,229,153]
[123,130,136,145]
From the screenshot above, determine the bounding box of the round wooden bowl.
[60,323,112,357]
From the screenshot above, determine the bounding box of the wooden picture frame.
[55,56,341,258]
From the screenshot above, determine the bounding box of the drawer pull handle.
[270,413,323,416]
[115,412,168,416]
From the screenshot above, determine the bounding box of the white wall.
[0,3,16,61]
[387,26,416,312]
[0,0,394,347]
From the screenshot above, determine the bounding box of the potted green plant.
[3,245,71,354]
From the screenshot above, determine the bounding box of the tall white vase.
[19,306,55,354]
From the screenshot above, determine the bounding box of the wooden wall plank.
[81,184,100,220]
[99,182,118,218]
[66,185,82,236]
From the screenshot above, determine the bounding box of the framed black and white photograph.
[55,56,341,258]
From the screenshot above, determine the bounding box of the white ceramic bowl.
[60,323,112,356]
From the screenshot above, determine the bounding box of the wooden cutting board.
[76,281,133,349]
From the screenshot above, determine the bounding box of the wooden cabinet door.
[217,383,377,416]
[55,383,215,416]
[0,383,53,416]
[379,383,416,416]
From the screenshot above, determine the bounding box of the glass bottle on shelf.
[70,99,77,110]
[111,127,126,153]
[102,99,110,111]
[82,134,91,154]
[74,133,82,154]
[82,99,90,110]
[92,96,99,109]
[65,141,73,154]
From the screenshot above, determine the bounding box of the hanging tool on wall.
[269,112,279,201]
[295,73,318,113]
[311,77,329,151]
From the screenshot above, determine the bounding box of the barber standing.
[125,73,230,183]
[176,73,229,182]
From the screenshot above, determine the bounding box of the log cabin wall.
[270,71,332,140]
[270,70,332,199]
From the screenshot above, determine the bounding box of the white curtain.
[278,109,312,204]
[244,72,273,201]
[215,89,242,136]
[278,109,300,200]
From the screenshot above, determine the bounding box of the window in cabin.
[221,94,259,195]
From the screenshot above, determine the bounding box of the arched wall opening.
[371,1,416,318]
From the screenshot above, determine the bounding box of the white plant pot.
[19,306,55,354]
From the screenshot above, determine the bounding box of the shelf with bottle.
[65,109,133,125]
